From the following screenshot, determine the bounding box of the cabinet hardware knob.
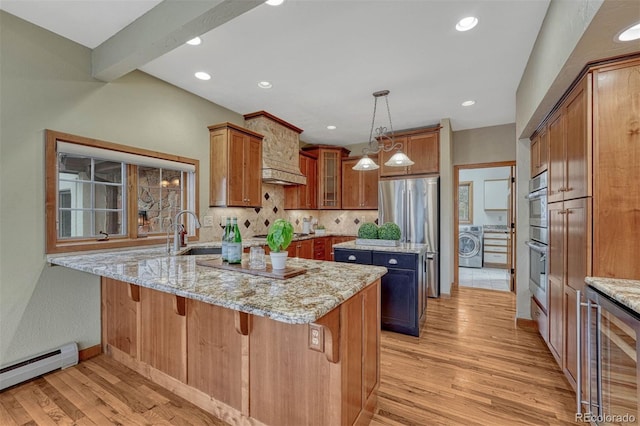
[348,255,356,261]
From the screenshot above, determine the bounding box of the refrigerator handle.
[406,188,412,243]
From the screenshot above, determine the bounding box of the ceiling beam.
[92,0,264,82]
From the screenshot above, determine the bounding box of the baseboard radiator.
[0,342,78,390]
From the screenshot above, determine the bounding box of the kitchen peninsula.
[48,246,387,426]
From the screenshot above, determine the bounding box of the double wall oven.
[526,171,548,312]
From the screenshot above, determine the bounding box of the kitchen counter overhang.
[47,245,386,324]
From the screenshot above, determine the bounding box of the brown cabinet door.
[306,157,317,209]
[318,149,342,209]
[379,136,408,177]
[565,198,591,292]
[361,166,379,209]
[102,278,138,358]
[299,239,313,259]
[547,110,565,203]
[284,185,298,209]
[244,136,263,207]
[407,132,439,175]
[547,201,565,361]
[538,127,549,176]
[296,155,309,209]
[530,134,540,178]
[341,159,361,209]
[227,130,246,206]
[593,61,640,279]
[564,75,591,201]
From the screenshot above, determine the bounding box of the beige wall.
[453,123,516,165]
[0,11,242,365]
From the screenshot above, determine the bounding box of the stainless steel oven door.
[526,188,547,228]
[526,240,548,312]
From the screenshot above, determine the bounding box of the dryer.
[459,225,483,268]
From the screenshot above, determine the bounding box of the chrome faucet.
[169,210,201,253]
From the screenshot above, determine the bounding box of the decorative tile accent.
[244,220,251,229]
[335,218,341,224]
[354,218,360,225]
[264,219,270,227]
[374,218,379,225]
[264,192,270,200]
[273,206,278,214]
[254,208,261,214]
[295,219,299,225]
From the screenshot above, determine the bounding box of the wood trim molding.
[128,284,140,302]
[206,122,265,139]
[243,111,304,134]
[78,344,102,361]
[516,318,537,330]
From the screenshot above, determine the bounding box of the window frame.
[46,130,199,254]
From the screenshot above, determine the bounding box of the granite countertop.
[333,241,428,255]
[47,246,386,324]
[586,277,640,315]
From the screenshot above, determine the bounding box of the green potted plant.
[315,224,326,236]
[266,219,294,269]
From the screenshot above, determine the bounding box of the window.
[46,130,199,253]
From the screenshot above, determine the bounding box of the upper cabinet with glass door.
[301,146,350,210]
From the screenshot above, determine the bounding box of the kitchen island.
[49,246,387,426]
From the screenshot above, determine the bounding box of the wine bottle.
[228,217,242,264]
[221,217,230,262]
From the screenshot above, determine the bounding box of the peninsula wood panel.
[593,60,640,279]
[341,291,364,426]
[139,287,187,383]
[186,299,243,410]
[249,315,336,426]
[101,278,138,358]
[363,282,380,399]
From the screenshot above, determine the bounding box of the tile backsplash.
[200,183,379,241]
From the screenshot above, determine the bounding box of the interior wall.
[0,11,242,365]
[459,167,511,227]
[439,119,454,296]
[453,123,516,165]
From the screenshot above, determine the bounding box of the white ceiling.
[0,0,551,146]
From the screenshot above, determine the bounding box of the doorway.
[454,161,516,292]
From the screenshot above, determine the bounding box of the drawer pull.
[348,255,356,261]
[388,259,398,265]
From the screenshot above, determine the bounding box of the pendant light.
[352,90,414,171]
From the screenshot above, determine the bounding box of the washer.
[459,225,483,268]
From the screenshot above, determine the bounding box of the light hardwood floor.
[1,287,579,425]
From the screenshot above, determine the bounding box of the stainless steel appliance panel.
[427,253,439,298]
[379,179,406,240]
[525,240,548,311]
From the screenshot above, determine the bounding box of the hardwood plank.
[12,386,72,426]
[0,390,33,425]
[0,400,18,426]
[34,377,85,422]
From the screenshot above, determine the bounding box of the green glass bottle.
[228,218,242,264]
[221,217,230,262]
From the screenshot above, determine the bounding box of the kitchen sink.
[179,247,221,256]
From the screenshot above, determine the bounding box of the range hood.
[244,111,306,186]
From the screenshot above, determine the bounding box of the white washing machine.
[459,225,483,268]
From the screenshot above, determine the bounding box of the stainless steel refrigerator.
[379,177,440,297]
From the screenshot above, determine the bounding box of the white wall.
[459,167,511,227]
[0,11,242,365]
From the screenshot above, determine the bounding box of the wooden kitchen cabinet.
[209,123,263,208]
[547,75,592,203]
[342,157,379,209]
[313,237,326,260]
[284,151,317,210]
[530,125,548,178]
[288,238,314,259]
[302,146,350,209]
[101,277,138,358]
[592,59,640,279]
[379,127,440,177]
[327,236,356,261]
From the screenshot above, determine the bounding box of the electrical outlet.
[309,324,324,352]
[203,216,214,227]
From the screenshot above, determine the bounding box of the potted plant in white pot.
[266,219,294,270]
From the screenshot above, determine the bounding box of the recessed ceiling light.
[617,21,640,42]
[456,16,478,32]
[258,81,273,89]
[327,125,337,130]
[265,0,284,6]
[186,37,201,46]
[462,100,476,107]
[195,71,211,81]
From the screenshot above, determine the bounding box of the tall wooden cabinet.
[592,59,640,279]
[341,157,379,209]
[379,127,439,177]
[209,123,263,208]
[302,146,350,209]
[537,57,640,395]
[284,152,317,209]
[530,126,548,178]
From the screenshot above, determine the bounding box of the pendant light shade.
[352,90,414,171]
[384,151,414,167]
[352,155,380,171]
